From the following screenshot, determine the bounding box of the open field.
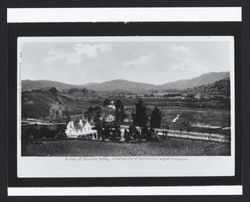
[22,137,230,156]
[22,90,230,134]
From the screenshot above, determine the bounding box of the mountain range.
[22,71,230,92]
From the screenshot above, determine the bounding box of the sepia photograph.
[17,36,235,178]
[19,36,234,157]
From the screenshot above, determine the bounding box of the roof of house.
[70,119,89,129]
[101,107,115,118]
[107,104,116,110]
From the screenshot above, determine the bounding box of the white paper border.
[17,36,235,178]
[8,186,243,196]
[7,7,242,23]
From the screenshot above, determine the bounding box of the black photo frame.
[8,21,242,188]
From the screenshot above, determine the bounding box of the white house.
[107,101,116,110]
[65,119,97,139]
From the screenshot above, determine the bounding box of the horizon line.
[21,71,230,86]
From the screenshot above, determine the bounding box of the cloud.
[74,43,112,58]
[121,54,154,67]
[44,43,112,65]
[169,45,193,54]
[169,59,208,73]
[166,45,208,73]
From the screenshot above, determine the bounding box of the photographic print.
[6,6,242,196]
[17,36,235,177]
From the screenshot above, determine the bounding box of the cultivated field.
[21,83,231,156]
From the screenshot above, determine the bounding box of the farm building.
[107,101,116,110]
[101,104,116,123]
[105,114,115,122]
[65,118,97,139]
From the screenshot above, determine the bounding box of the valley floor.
[22,137,230,156]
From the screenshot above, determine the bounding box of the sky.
[20,37,233,85]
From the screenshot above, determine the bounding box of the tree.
[85,106,102,123]
[63,109,71,122]
[132,99,148,127]
[150,106,162,128]
[141,125,149,139]
[85,107,94,120]
[49,87,58,95]
[103,99,110,107]
[81,88,88,94]
[93,106,102,123]
[115,100,125,123]
[68,88,79,94]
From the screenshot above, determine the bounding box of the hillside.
[192,78,230,97]
[22,71,230,92]
[22,77,231,119]
[159,72,230,90]
[22,80,81,91]
[22,90,94,119]
[85,79,155,91]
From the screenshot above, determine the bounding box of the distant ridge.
[192,78,230,97]
[22,71,230,92]
[158,72,230,90]
[21,80,81,91]
[85,79,156,91]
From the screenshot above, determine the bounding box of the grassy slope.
[22,90,98,118]
[192,78,230,96]
[23,137,230,156]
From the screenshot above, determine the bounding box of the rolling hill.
[192,78,230,96]
[85,79,155,91]
[22,77,230,119]
[22,71,230,92]
[158,72,230,90]
[22,80,80,91]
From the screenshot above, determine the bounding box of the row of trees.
[106,98,162,129]
[85,99,126,124]
[85,99,162,129]
[133,99,162,129]
[84,106,102,123]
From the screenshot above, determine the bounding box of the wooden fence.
[21,120,230,143]
[120,125,230,143]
